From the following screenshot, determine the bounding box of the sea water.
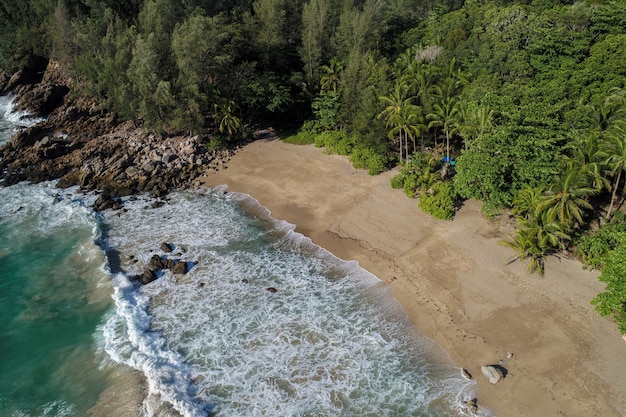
[0,95,493,416]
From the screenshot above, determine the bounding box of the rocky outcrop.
[0,60,240,209]
[130,250,196,285]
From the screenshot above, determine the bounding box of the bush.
[576,212,626,269]
[283,130,315,145]
[418,181,458,220]
[592,243,626,333]
[314,130,356,155]
[390,173,405,189]
[349,146,391,175]
[204,136,227,151]
[391,152,441,197]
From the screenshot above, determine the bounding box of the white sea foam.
[97,189,491,417]
[0,94,45,128]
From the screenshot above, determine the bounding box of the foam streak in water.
[96,189,491,417]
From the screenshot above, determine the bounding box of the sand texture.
[200,139,626,417]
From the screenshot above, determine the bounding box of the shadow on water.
[93,212,124,275]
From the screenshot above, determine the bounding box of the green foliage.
[453,129,514,211]
[348,145,391,175]
[391,152,441,198]
[282,130,316,145]
[591,242,626,333]
[577,212,626,270]
[312,90,341,130]
[418,180,457,220]
[500,228,547,276]
[314,130,356,155]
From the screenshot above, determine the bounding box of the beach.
[200,139,626,417]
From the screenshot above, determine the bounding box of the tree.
[537,166,595,233]
[501,228,547,276]
[300,0,331,89]
[252,0,287,69]
[214,101,241,137]
[171,9,233,132]
[459,101,494,150]
[603,123,626,220]
[334,0,385,59]
[512,185,546,222]
[427,77,462,161]
[378,82,414,163]
[564,132,609,193]
[320,57,343,94]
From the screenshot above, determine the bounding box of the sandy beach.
[200,139,626,417]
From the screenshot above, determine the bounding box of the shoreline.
[199,139,626,417]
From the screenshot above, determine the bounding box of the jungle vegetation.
[1,0,625,332]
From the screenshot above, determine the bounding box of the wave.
[94,188,488,417]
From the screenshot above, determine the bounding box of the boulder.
[171,261,188,275]
[481,365,505,384]
[148,254,168,270]
[133,269,157,285]
[161,242,173,253]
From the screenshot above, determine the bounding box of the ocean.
[0,94,492,417]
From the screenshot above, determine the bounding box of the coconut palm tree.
[512,185,546,221]
[214,101,241,137]
[320,58,343,94]
[602,123,626,220]
[427,80,462,161]
[378,82,415,163]
[564,132,610,193]
[501,228,547,276]
[537,166,596,232]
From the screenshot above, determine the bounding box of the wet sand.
[199,139,626,417]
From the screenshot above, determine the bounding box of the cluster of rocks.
[130,242,196,285]
[0,59,240,209]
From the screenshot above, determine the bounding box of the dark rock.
[171,261,188,275]
[133,269,157,285]
[93,192,119,212]
[161,242,173,253]
[266,287,277,293]
[148,254,167,270]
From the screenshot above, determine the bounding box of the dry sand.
[199,139,626,417]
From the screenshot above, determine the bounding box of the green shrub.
[204,136,227,151]
[576,213,626,269]
[592,243,626,333]
[390,173,405,189]
[283,130,315,145]
[349,146,391,175]
[403,174,420,198]
[314,130,356,155]
[418,181,458,220]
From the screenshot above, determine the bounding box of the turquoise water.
[0,95,492,416]
[0,182,113,416]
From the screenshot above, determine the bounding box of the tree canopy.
[2,0,626,333]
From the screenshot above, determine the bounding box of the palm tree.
[500,228,547,276]
[320,58,343,94]
[427,79,462,161]
[512,185,546,221]
[459,101,495,150]
[378,83,414,163]
[214,101,241,137]
[602,123,626,220]
[536,166,596,232]
[564,132,609,193]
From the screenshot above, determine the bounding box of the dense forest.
[2,0,626,332]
